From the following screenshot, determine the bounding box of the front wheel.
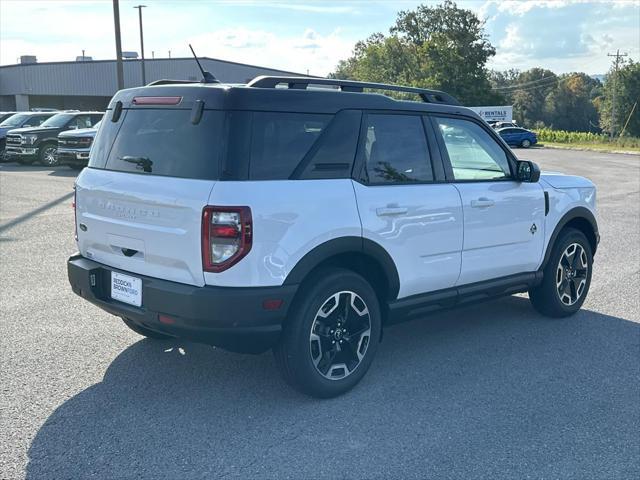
[529,228,593,317]
[274,268,381,398]
[521,139,532,148]
[39,144,58,166]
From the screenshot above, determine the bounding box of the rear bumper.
[67,254,298,353]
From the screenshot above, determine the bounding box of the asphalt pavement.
[0,147,638,479]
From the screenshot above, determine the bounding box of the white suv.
[68,76,599,398]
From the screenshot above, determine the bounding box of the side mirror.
[516,160,540,182]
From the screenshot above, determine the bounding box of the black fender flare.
[283,236,400,301]
[542,207,599,269]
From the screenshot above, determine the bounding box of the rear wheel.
[521,139,532,148]
[274,268,381,398]
[39,144,58,166]
[529,228,593,317]
[121,317,173,339]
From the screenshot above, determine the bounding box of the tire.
[274,268,382,398]
[529,228,593,317]
[39,143,58,166]
[521,139,532,148]
[122,317,174,339]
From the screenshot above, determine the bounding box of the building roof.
[0,57,305,97]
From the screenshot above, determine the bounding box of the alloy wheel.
[309,290,371,380]
[43,146,58,166]
[556,242,588,306]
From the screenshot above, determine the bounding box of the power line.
[492,74,559,91]
[607,49,628,138]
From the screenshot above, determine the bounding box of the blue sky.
[0,1,638,75]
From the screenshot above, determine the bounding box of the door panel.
[354,182,463,298]
[454,181,545,284]
[432,115,546,285]
[353,112,463,299]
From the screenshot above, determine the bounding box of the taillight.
[202,206,252,272]
[72,187,78,241]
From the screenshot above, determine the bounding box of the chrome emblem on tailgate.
[97,200,160,220]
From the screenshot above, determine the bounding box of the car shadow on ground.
[26,296,639,479]
[0,163,79,177]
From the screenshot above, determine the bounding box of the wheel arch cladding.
[543,207,599,269]
[283,236,400,302]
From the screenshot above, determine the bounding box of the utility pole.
[112,0,124,90]
[134,5,147,85]
[607,49,628,138]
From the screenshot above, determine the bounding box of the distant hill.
[591,74,607,83]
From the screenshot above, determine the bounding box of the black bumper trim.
[67,254,298,353]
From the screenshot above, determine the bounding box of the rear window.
[91,109,224,180]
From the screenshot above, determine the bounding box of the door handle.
[470,197,495,208]
[376,206,408,216]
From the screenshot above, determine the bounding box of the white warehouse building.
[0,57,304,111]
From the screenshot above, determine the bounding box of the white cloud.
[185,27,354,76]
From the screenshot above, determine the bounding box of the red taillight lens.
[202,206,252,272]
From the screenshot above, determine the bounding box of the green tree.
[332,1,499,105]
[491,68,557,127]
[599,60,640,137]
[544,73,601,132]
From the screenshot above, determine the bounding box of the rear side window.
[249,112,331,180]
[96,109,224,180]
[361,114,433,184]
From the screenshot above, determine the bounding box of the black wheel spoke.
[317,348,337,374]
[569,279,578,302]
[571,247,582,268]
[575,268,587,279]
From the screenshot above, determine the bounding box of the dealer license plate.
[111,271,142,307]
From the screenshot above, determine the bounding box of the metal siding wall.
[0,58,303,98]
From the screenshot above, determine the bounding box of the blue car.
[497,127,537,148]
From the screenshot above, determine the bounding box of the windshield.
[0,113,29,127]
[40,113,75,128]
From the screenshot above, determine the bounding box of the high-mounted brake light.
[132,96,182,105]
[202,206,252,273]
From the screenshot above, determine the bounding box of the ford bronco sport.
[67,76,599,398]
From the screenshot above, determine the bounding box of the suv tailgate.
[76,168,214,286]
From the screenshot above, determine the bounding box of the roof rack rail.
[246,76,461,106]
[147,79,200,86]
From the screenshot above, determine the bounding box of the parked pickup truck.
[56,121,101,170]
[5,111,102,166]
[0,112,56,162]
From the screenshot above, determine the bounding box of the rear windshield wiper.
[119,156,153,173]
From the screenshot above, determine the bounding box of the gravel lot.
[1,148,638,480]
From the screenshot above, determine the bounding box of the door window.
[435,117,511,181]
[362,114,433,184]
[69,115,94,129]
